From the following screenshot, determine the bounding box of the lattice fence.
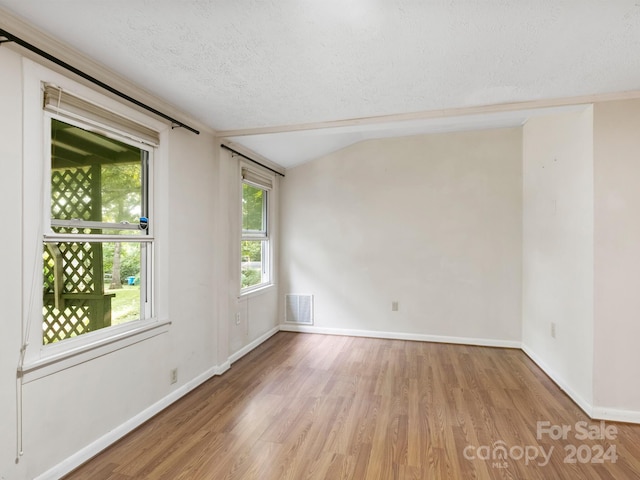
[43,165,112,344]
[51,167,95,225]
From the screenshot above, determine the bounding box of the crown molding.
[0,7,215,137]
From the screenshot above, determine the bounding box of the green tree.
[101,162,141,288]
[242,183,264,232]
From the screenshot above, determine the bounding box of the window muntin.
[44,116,153,344]
[241,181,270,290]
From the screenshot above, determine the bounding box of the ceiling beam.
[218,89,640,138]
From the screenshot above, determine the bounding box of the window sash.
[42,239,153,344]
[242,181,268,238]
[44,233,154,243]
[241,239,270,291]
[46,114,152,238]
[51,219,142,231]
[241,231,268,240]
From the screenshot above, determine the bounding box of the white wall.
[166,128,218,382]
[280,128,523,344]
[0,46,25,480]
[521,108,595,412]
[593,99,640,419]
[0,47,280,479]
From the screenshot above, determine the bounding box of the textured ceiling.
[1,1,640,166]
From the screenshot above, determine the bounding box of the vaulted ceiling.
[2,1,640,167]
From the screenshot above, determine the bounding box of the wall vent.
[285,294,314,325]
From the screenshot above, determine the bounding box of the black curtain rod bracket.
[221,144,285,177]
[0,28,200,135]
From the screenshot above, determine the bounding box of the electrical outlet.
[392,301,399,312]
[551,323,556,339]
[235,313,241,326]
[170,368,178,384]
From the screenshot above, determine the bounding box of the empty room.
[2,2,640,479]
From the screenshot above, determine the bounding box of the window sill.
[239,283,275,301]
[20,318,171,384]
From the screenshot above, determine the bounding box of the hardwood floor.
[64,332,640,479]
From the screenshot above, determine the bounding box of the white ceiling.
[1,1,640,167]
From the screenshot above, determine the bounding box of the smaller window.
[241,168,272,291]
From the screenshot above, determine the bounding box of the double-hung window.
[241,166,272,291]
[42,84,157,344]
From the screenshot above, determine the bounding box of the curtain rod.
[221,144,285,177]
[0,28,200,135]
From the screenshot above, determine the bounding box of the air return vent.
[285,294,314,325]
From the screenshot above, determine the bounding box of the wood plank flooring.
[64,332,640,479]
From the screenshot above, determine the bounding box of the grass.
[105,285,140,325]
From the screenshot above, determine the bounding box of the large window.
[241,167,272,291]
[42,86,156,344]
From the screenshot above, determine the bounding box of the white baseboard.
[229,326,280,364]
[35,326,279,480]
[521,345,640,424]
[279,323,522,349]
[521,344,594,418]
[591,407,640,424]
[34,362,229,480]
[217,360,231,375]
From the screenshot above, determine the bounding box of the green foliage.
[102,242,140,285]
[119,247,140,279]
[103,242,114,273]
[242,183,265,232]
[101,162,142,224]
[100,160,143,287]
[241,269,261,289]
[241,240,262,262]
[241,240,263,288]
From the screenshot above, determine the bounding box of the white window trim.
[20,318,171,383]
[240,162,275,296]
[20,59,170,379]
[239,282,275,300]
